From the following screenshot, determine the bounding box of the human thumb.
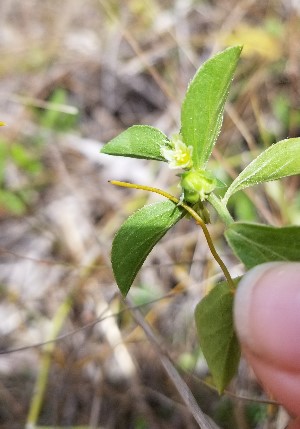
[233,262,300,427]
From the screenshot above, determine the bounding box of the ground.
[0,1,299,428]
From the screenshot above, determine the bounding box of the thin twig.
[98,0,178,104]
[126,296,221,429]
[25,295,73,429]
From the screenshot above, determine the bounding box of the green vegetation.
[101,46,300,393]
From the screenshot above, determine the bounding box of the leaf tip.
[100,144,110,154]
[229,44,243,53]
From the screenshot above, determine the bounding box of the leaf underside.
[112,200,184,296]
[100,125,169,161]
[225,222,300,269]
[223,137,300,204]
[181,45,242,169]
[194,278,241,393]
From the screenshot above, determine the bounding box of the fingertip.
[233,262,285,351]
[233,262,300,417]
[234,262,300,362]
[287,416,300,429]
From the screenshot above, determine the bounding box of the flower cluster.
[161,134,217,205]
[161,134,193,170]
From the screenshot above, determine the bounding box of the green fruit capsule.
[180,169,217,203]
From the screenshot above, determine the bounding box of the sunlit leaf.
[101,125,169,161]
[112,201,183,296]
[181,46,242,169]
[194,279,241,393]
[225,222,300,268]
[223,138,300,204]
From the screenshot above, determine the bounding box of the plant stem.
[26,295,73,429]
[110,181,235,292]
[207,193,234,226]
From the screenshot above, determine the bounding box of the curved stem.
[110,180,235,292]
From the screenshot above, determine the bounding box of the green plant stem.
[110,180,235,292]
[26,295,73,429]
[207,193,234,226]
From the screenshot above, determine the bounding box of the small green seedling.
[100,46,300,393]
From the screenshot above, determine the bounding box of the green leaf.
[0,190,26,215]
[194,279,241,393]
[38,88,78,131]
[223,138,300,204]
[181,46,242,169]
[101,125,169,161]
[112,201,183,296]
[10,144,41,174]
[225,222,300,269]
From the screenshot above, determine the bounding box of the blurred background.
[0,1,299,428]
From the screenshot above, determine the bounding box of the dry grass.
[0,1,299,428]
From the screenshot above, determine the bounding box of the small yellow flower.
[161,134,193,169]
[0,121,5,126]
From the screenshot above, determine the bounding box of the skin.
[234,262,300,429]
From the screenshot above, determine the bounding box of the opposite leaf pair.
[101,45,300,392]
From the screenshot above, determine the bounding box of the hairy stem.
[110,180,235,292]
[207,193,234,226]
